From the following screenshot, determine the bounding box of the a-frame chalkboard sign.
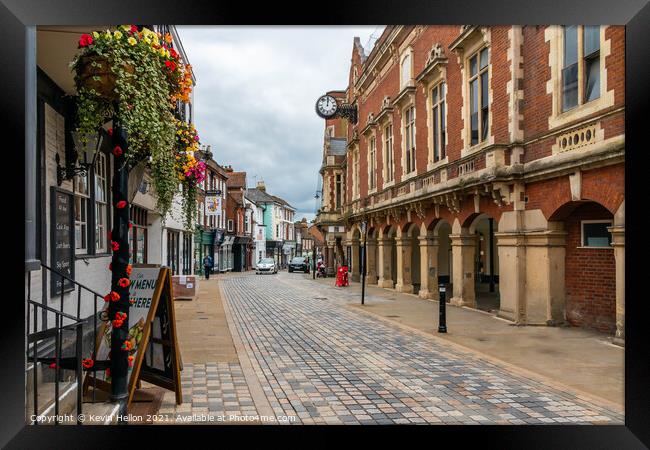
[84,265,182,406]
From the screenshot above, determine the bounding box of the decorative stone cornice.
[392,85,416,109]
[416,43,448,86]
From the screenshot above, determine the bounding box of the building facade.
[225,168,253,271]
[196,159,230,274]
[315,26,624,342]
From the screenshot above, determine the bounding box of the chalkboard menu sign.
[50,187,75,296]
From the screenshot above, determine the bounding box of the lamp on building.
[56,129,106,186]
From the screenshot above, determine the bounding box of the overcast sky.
[176,26,383,221]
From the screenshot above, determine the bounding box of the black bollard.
[438,284,447,333]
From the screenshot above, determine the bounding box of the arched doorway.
[467,213,500,313]
[377,225,397,289]
[549,200,616,334]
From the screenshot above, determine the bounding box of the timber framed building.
[314,26,624,343]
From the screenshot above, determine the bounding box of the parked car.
[288,256,310,274]
[256,258,278,275]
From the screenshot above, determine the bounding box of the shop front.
[220,235,234,272]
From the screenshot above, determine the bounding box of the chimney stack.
[256,180,266,192]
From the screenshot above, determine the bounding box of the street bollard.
[438,284,447,333]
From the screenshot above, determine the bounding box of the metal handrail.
[26,263,107,425]
[40,263,103,298]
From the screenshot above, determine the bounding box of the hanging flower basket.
[70,25,197,218]
[76,54,135,100]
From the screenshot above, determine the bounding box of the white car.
[256,258,278,275]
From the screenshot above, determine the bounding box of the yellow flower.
[92,31,100,39]
[104,30,112,40]
[144,36,151,45]
[114,30,123,39]
[128,36,137,46]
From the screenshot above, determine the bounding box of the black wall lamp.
[56,128,106,186]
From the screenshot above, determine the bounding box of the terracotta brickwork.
[564,203,616,333]
[316,25,625,336]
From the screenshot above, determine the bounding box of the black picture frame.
[6,0,649,448]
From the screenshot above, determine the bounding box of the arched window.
[401,53,411,88]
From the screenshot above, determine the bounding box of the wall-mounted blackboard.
[50,187,75,296]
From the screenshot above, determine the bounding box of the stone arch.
[547,199,616,334]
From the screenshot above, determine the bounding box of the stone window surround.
[379,116,395,188]
[399,46,415,89]
[580,219,614,249]
[400,102,417,181]
[453,27,495,158]
[545,25,614,130]
[425,76,449,172]
[367,131,378,194]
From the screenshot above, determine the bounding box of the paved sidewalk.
[308,274,623,410]
[157,276,262,423]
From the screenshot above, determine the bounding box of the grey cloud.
[177,26,383,220]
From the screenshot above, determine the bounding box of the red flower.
[112,319,124,328]
[129,298,136,305]
[116,312,127,321]
[107,128,113,136]
[105,291,120,302]
[122,340,133,351]
[130,25,138,33]
[128,222,133,229]
[169,48,178,59]
[165,60,172,69]
[79,34,93,48]
[112,145,123,157]
[128,355,134,367]
[49,363,57,369]
[116,200,127,209]
[111,241,120,251]
[126,264,132,275]
[118,277,130,288]
[82,358,94,369]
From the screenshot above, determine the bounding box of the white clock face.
[316,95,338,118]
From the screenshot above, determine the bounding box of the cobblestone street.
[205,272,623,425]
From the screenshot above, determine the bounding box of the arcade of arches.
[328,190,624,342]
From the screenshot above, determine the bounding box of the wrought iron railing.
[26,264,107,425]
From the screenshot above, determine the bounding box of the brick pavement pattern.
[221,273,623,425]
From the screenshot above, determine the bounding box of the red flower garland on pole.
[118,277,130,288]
[126,264,132,275]
[121,340,133,351]
[82,358,94,369]
[112,145,123,157]
[111,241,120,251]
[116,200,127,209]
[128,355,134,367]
[104,291,120,302]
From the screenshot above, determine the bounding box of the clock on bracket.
[315,94,338,119]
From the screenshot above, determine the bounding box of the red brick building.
[225,168,253,271]
[315,26,624,342]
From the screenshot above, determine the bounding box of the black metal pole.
[489,218,495,293]
[438,284,447,333]
[109,119,130,417]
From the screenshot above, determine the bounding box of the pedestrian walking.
[203,254,214,280]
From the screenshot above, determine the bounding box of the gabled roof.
[245,188,274,204]
[269,195,295,211]
[226,171,246,188]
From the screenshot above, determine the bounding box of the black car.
[288,257,310,273]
